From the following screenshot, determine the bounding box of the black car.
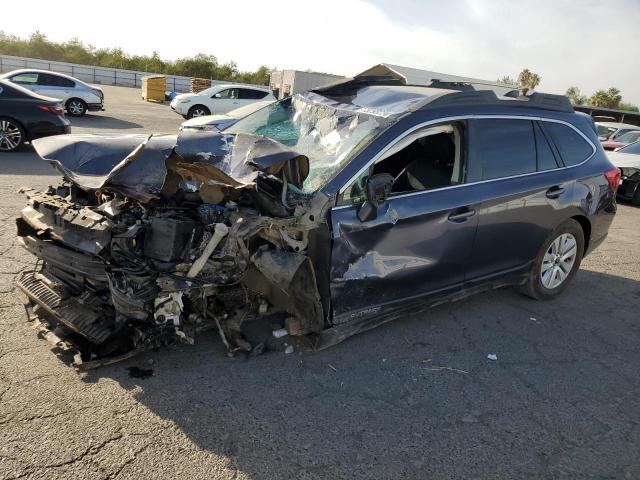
[0,79,70,152]
[15,77,619,367]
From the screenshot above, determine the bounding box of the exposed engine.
[16,131,329,368]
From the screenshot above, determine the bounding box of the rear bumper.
[28,119,71,141]
[87,103,104,112]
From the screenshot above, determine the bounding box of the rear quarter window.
[542,122,594,166]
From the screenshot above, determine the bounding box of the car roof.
[1,68,88,85]
[211,83,271,92]
[595,121,640,129]
[312,78,574,118]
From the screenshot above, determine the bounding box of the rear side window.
[238,88,269,100]
[542,122,593,166]
[467,119,536,182]
[38,73,75,88]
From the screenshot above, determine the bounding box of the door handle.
[546,186,565,199]
[448,208,476,223]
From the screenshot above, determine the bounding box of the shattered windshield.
[225,93,386,192]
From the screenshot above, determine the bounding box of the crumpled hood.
[173,92,198,102]
[32,130,310,202]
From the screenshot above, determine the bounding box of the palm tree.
[517,69,541,95]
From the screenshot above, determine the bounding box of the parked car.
[0,69,104,117]
[595,121,640,143]
[179,100,275,132]
[607,140,640,205]
[601,129,640,151]
[170,84,275,119]
[15,79,618,367]
[0,79,70,152]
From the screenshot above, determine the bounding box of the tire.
[518,219,585,300]
[631,187,640,207]
[66,98,88,117]
[0,117,26,152]
[187,105,210,119]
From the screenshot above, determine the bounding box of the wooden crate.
[190,77,211,93]
[141,75,166,102]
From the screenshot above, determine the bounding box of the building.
[270,63,516,99]
[573,105,640,127]
[269,70,346,99]
[355,63,515,93]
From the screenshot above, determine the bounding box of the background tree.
[517,68,541,95]
[618,102,639,112]
[0,31,273,85]
[589,87,622,109]
[566,86,587,105]
[497,75,517,86]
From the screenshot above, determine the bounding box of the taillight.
[38,104,64,115]
[604,167,621,192]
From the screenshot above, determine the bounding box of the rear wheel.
[0,117,25,152]
[66,98,88,116]
[187,105,210,119]
[519,219,584,300]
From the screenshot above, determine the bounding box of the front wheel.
[519,219,585,300]
[0,117,25,152]
[187,105,210,119]
[66,98,88,116]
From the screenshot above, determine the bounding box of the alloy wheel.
[68,100,85,116]
[0,120,23,151]
[191,108,208,117]
[540,233,577,289]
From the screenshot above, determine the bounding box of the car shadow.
[0,145,60,175]
[69,114,142,130]
[80,268,640,478]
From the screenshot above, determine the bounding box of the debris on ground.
[487,353,498,361]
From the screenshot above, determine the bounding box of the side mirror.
[357,173,394,222]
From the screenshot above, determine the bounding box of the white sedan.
[179,100,275,132]
[170,84,275,119]
[607,141,640,206]
[0,69,104,116]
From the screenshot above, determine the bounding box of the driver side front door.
[328,122,479,323]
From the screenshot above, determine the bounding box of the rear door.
[237,88,268,108]
[36,73,75,101]
[463,117,583,283]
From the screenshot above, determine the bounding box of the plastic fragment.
[272,328,288,338]
[487,353,498,361]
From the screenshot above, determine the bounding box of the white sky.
[3,0,640,103]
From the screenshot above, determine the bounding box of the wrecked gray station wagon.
[16,76,617,368]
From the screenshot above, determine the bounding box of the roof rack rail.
[311,74,574,114]
[420,90,574,113]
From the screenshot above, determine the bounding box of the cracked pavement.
[0,86,638,479]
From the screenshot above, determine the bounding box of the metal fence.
[0,54,233,92]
